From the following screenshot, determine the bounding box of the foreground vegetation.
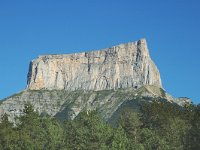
[0,101,199,150]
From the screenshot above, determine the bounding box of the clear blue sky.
[0,0,200,104]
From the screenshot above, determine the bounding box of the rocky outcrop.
[27,39,162,91]
[0,39,192,123]
[1,86,189,123]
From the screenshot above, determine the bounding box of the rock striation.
[0,86,192,123]
[27,39,162,91]
[0,38,192,123]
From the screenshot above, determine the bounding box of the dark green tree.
[163,118,189,150]
[63,111,113,149]
[17,103,64,149]
[118,108,142,149]
[0,114,20,150]
[140,128,169,150]
[110,126,130,150]
[185,104,200,149]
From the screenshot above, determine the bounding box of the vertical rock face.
[27,39,162,91]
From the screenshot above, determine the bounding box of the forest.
[0,101,199,150]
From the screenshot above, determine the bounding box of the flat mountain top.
[27,38,162,91]
[0,39,191,123]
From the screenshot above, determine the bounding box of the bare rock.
[27,39,162,91]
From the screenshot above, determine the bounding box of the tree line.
[0,101,199,150]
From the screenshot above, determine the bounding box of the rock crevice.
[27,38,162,91]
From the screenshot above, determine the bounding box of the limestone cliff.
[0,39,192,123]
[27,39,162,91]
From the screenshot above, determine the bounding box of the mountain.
[0,39,191,122]
[27,39,162,90]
